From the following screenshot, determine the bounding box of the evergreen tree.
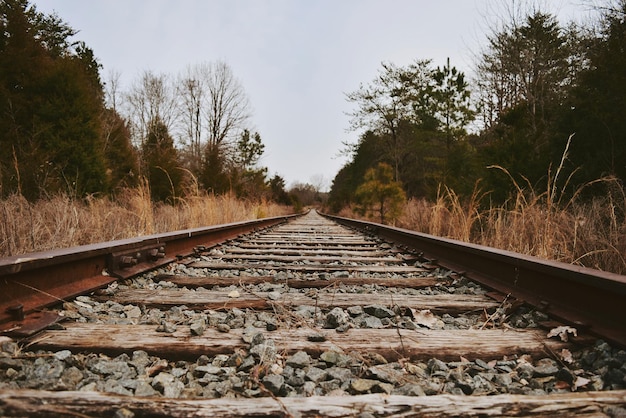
[0,0,107,199]
[142,117,182,202]
[558,1,626,187]
[355,162,406,224]
[101,108,139,190]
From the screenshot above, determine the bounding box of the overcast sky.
[34,0,592,191]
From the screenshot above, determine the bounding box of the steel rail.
[321,211,626,348]
[0,213,301,333]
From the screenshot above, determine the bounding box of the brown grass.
[337,182,626,274]
[0,179,292,257]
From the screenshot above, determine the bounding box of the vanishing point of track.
[0,210,625,416]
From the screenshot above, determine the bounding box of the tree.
[101,108,139,190]
[142,117,182,202]
[474,9,580,201]
[269,174,291,205]
[557,1,626,186]
[0,0,107,199]
[176,62,251,189]
[235,129,265,170]
[432,58,474,151]
[355,162,406,224]
[346,61,432,182]
[125,71,177,150]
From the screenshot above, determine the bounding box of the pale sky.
[34,0,591,191]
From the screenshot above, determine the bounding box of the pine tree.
[142,117,182,202]
[355,162,406,224]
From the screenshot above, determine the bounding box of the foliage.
[142,118,183,202]
[335,57,474,205]
[0,0,107,199]
[556,1,626,189]
[355,162,406,224]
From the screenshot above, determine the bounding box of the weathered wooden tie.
[32,324,569,362]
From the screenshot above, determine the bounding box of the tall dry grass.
[394,178,626,274]
[0,179,292,257]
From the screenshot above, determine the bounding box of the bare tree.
[177,61,251,176]
[203,61,251,151]
[104,69,122,111]
[178,67,205,173]
[125,71,178,149]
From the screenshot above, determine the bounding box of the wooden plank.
[159,274,443,289]
[223,248,387,256]
[105,289,498,313]
[2,389,625,417]
[32,324,569,362]
[189,261,425,273]
[245,239,374,245]
[216,254,406,264]
[236,243,379,250]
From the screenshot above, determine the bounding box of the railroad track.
[0,210,625,416]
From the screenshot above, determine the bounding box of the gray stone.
[394,383,426,396]
[91,360,133,379]
[124,305,142,319]
[533,358,559,377]
[351,378,378,393]
[325,307,349,329]
[237,355,256,372]
[151,372,184,398]
[54,350,72,361]
[113,408,135,418]
[250,332,265,347]
[307,332,326,342]
[475,359,492,370]
[60,367,84,388]
[516,362,535,380]
[302,381,317,395]
[216,323,231,333]
[152,372,174,393]
[268,291,281,300]
[427,358,449,373]
[358,315,383,329]
[327,366,353,382]
[250,339,276,362]
[265,318,278,331]
[319,379,341,392]
[156,321,177,333]
[194,365,222,376]
[104,379,133,396]
[364,305,395,319]
[320,351,348,366]
[262,374,284,395]
[135,380,159,396]
[190,319,206,336]
[347,306,364,316]
[494,373,513,386]
[368,364,404,384]
[286,351,310,369]
[305,367,328,383]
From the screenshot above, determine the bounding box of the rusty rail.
[321,211,626,348]
[0,213,301,333]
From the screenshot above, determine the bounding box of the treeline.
[329,3,626,218]
[0,0,297,205]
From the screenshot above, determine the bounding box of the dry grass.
[394,179,626,273]
[0,180,292,257]
[337,182,626,274]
